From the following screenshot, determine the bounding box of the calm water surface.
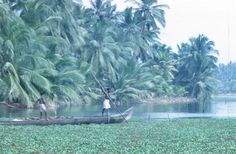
[1,95,236,119]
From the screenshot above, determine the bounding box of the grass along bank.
[0,119,236,153]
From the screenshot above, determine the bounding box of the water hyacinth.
[0,119,236,153]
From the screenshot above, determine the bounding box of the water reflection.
[1,96,236,119]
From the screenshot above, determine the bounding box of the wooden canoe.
[0,107,133,126]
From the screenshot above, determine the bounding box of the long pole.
[91,73,128,123]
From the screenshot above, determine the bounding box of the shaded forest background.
[0,0,233,109]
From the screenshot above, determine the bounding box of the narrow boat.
[0,107,133,126]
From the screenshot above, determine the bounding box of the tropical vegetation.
[0,119,236,153]
[175,34,219,110]
[0,0,219,109]
[214,62,236,93]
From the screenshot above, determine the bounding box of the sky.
[158,0,236,64]
[82,0,236,64]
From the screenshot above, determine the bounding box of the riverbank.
[0,119,235,153]
[1,96,195,111]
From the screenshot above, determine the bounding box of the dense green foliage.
[0,119,236,153]
[175,35,219,110]
[176,35,218,101]
[0,0,218,108]
[215,62,236,93]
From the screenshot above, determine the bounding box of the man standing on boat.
[102,88,111,116]
[36,93,48,120]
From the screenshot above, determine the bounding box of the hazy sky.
[158,0,236,64]
[82,0,236,63]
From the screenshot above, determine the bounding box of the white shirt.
[40,104,47,112]
[103,99,111,109]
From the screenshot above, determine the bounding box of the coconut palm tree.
[104,59,154,103]
[80,0,122,80]
[176,34,218,104]
[118,7,152,61]
[148,44,179,96]
[0,0,196,108]
[0,2,90,107]
[128,0,168,31]
[0,4,34,107]
[119,0,168,62]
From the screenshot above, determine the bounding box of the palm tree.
[152,44,177,81]
[148,44,179,96]
[128,0,168,31]
[88,0,117,24]
[0,2,90,107]
[81,0,122,79]
[119,0,168,62]
[176,34,218,108]
[40,0,87,53]
[83,23,121,78]
[105,59,154,103]
[0,0,191,108]
[0,4,34,107]
[118,7,152,61]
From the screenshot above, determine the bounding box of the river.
[1,95,236,119]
